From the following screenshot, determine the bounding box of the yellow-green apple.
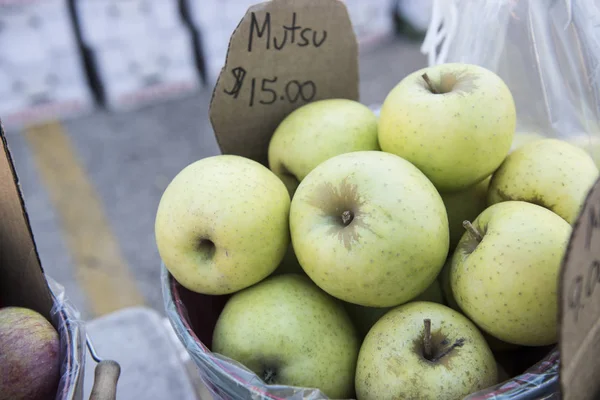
[440,176,490,251]
[344,279,445,339]
[271,244,305,276]
[440,256,460,312]
[212,274,359,399]
[268,98,379,197]
[488,138,599,224]
[451,201,571,346]
[355,301,497,400]
[290,151,449,307]
[440,256,519,352]
[155,155,290,295]
[378,62,516,192]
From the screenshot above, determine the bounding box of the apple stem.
[422,73,439,94]
[341,210,354,226]
[463,220,483,242]
[431,338,466,362]
[423,319,433,360]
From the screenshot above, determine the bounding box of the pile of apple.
[155,63,599,400]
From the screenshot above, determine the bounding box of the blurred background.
[1,1,433,398]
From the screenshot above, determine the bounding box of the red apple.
[0,307,60,400]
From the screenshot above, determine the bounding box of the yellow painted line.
[24,121,145,317]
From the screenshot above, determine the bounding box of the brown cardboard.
[559,176,600,400]
[0,120,53,320]
[209,0,359,166]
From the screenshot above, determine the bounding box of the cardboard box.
[0,120,86,399]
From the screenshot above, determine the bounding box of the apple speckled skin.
[155,155,291,295]
[268,98,380,197]
[451,201,572,346]
[488,138,599,224]
[440,256,520,352]
[378,63,516,192]
[290,151,449,308]
[212,274,360,399]
[0,307,60,400]
[355,301,497,400]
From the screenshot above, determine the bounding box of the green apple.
[440,256,460,312]
[290,150,449,307]
[440,176,490,251]
[268,98,379,197]
[155,155,290,295]
[451,201,571,346]
[355,301,497,400]
[344,279,445,339]
[271,244,305,276]
[440,256,519,352]
[414,277,445,304]
[212,274,359,399]
[488,138,599,224]
[378,62,516,192]
[510,131,545,152]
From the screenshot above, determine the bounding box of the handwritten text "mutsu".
[248,12,328,52]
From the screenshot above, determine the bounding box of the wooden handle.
[89,360,121,400]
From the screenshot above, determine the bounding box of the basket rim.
[51,291,85,400]
[162,265,560,400]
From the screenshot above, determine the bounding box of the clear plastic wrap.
[48,276,86,400]
[421,0,600,146]
[419,0,600,398]
[162,1,600,399]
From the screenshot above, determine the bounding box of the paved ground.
[5,34,427,321]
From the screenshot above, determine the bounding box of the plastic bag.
[419,0,600,398]
[48,276,86,400]
[421,0,600,149]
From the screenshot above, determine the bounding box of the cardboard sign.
[559,176,600,400]
[0,121,53,319]
[209,0,359,166]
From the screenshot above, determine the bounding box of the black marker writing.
[223,67,317,107]
[587,260,600,296]
[249,12,271,52]
[568,259,600,323]
[586,203,600,250]
[223,67,247,99]
[569,275,584,323]
[248,12,327,52]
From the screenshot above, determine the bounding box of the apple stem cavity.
[263,368,277,384]
[423,319,433,360]
[431,338,466,362]
[197,238,216,259]
[421,73,439,94]
[462,220,483,242]
[341,210,354,226]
